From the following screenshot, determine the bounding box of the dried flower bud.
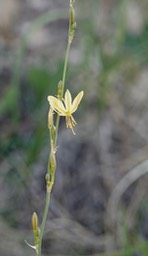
[50,140,56,172]
[57,80,63,100]
[48,107,54,129]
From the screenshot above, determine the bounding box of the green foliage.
[24,126,47,166]
[0,85,19,118]
[99,241,148,256]
[0,132,22,157]
[124,25,148,65]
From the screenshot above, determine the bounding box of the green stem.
[55,41,71,144]
[62,41,71,93]
[38,5,72,256]
[38,39,71,256]
[38,191,51,256]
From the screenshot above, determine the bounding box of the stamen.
[66,115,76,135]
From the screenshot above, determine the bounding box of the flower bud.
[69,6,75,27]
[70,0,75,4]
[45,173,50,182]
[32,212,38,231]
[72,21,77,31]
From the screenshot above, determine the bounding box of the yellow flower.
[47,90,84,134]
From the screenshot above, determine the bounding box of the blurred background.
[0,0,148,255]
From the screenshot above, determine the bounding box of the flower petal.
[71,91,84,113]
[47,96,66,115]
[64,90,72,111]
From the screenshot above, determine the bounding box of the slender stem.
[55,41,71,144]
[38,191,51,256]
[62,41,71,93]
[38,4,72,255]
[38,39,71,256]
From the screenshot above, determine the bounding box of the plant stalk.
[38,191,51,256]
[38,25,71,256]
[55,40,71,144]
